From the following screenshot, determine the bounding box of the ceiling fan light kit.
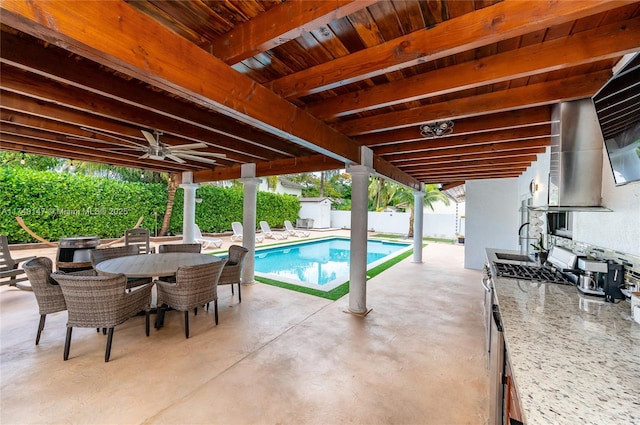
[419,120,454,138]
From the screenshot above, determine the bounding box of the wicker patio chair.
[158,243,202,254]
[90,245,150,288]
[50,272,152,362]
[157,243,202,282]
[154,260,226,338]
[23,257,97,345]
[218,245,249,303]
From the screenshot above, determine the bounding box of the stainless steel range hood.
[531,99,611,212]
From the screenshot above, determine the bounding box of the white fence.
[330,211,464,239]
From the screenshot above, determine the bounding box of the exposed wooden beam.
[353,106,552,147]
[270,0,633,98]
[191,155,343,183]
[402,156,538,173]
[338,70,611,136]
[396,149,545,169]
[209,0,378,64]
[373,125,551,156]
[384,140,551,163]
[307,16,640,119]
[0,65,286,162]
[416,169,527,183]
[0,30,306,160]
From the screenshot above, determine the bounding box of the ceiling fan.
[71,128,226,165]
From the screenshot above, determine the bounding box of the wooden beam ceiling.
[1,0,639,191]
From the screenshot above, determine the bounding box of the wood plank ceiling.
[1,0,639,191]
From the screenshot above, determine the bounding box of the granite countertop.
[486,249,640,425]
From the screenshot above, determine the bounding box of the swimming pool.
[253,237,411,291]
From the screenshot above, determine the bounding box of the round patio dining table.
[95,252,222,278]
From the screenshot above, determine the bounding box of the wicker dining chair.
[154,260,226,338]
[218,245,249,303]
[90,245,150,288]
[23,257,97,345]
[157,243,203,282]
[50,272,152,362]
[158,243,202,254]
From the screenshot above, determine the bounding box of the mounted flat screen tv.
[592,52,640,186]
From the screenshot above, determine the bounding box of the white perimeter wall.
[464,178,520,270]
[330,211,463,239]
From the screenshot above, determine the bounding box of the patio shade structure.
[2,1,640,313]
[1,0,639,188]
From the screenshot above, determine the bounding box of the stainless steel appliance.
[492,246,578,285]
[577,258,607,296]
[489,306,505,425]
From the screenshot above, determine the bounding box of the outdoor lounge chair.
[0,234,35,290]
[50,272,152,362]
[193,224,222,249]
[284,220,310,237]
[231,222,264,243]
[259,221,288,240]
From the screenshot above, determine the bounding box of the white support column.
[239,164,261,284]
[180,171,199,244]
[347,164,370,315]
[413,188,425,263]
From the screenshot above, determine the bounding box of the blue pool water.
[254,237,410,288]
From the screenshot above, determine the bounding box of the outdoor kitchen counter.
[487,249,640,425]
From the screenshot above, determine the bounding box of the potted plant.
[457,234,465,244]
[530,235,549,264]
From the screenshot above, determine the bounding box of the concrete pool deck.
[1,230,488,424]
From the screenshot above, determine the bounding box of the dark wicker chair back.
[23,257,66,345]
[218,245,249,303]
[154,260,226,338]
[158,243,202,254]
[90,245,138,267]
[51,272,152,362]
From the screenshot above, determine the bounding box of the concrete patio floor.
[1,233,488,424]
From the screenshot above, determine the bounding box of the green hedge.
[1,167,166,243]
[1,168,303,242]
[169,185,301,234]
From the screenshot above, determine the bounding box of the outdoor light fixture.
[419,120,454,138]
[19,152,25,165]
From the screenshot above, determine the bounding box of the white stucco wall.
[330,210,463,239]
[464,178,520,270]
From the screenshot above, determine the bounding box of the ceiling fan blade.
[141,130,158,147]
[169,142,208,151]
[175,150,226,158]
[174,153,218,165]
[79,127,147,148]
[166,154,186,163]
[139,153,150,159]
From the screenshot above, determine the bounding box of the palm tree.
[390,183,450,237]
